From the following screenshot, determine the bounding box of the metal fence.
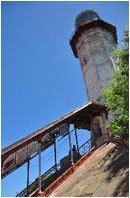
[79,138,92,156]
[16,137,92,197]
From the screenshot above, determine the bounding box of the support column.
[54,139,57,172]
[101,112,110,140]
[38,141,42,193]
[26,159,30,196]
[74,128,79,154]
[68,130,74,164]
[90,122,95,148]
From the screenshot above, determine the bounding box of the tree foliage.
[102,28,129,139]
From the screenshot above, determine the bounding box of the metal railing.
[78,138,92,156]
[16,137,93,197]
[16,164,59,197]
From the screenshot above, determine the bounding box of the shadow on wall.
[99,144,129,197]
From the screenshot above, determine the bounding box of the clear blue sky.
[1,1,129,197]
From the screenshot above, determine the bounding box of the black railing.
[16,164,57,197]
[78,137,92,156]
[16,137,93,197]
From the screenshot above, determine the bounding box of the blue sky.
[1,1,129,196]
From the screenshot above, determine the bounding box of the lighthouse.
[70,10,117,101]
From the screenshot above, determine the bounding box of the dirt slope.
[50,143,129,197]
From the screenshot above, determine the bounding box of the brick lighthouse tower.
[70,10,117,101]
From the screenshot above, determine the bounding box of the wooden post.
[90,122,94,148]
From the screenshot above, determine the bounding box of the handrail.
[16,164,57,197]
[78,137,92,150]
[16,137,93,197]
[78,137,92,156]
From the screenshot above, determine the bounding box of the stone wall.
[76,27,116,101]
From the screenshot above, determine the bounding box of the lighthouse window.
[83,57,87,64]
[99,127,102,136]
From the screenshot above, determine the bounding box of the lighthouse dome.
[75,10,100,29]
